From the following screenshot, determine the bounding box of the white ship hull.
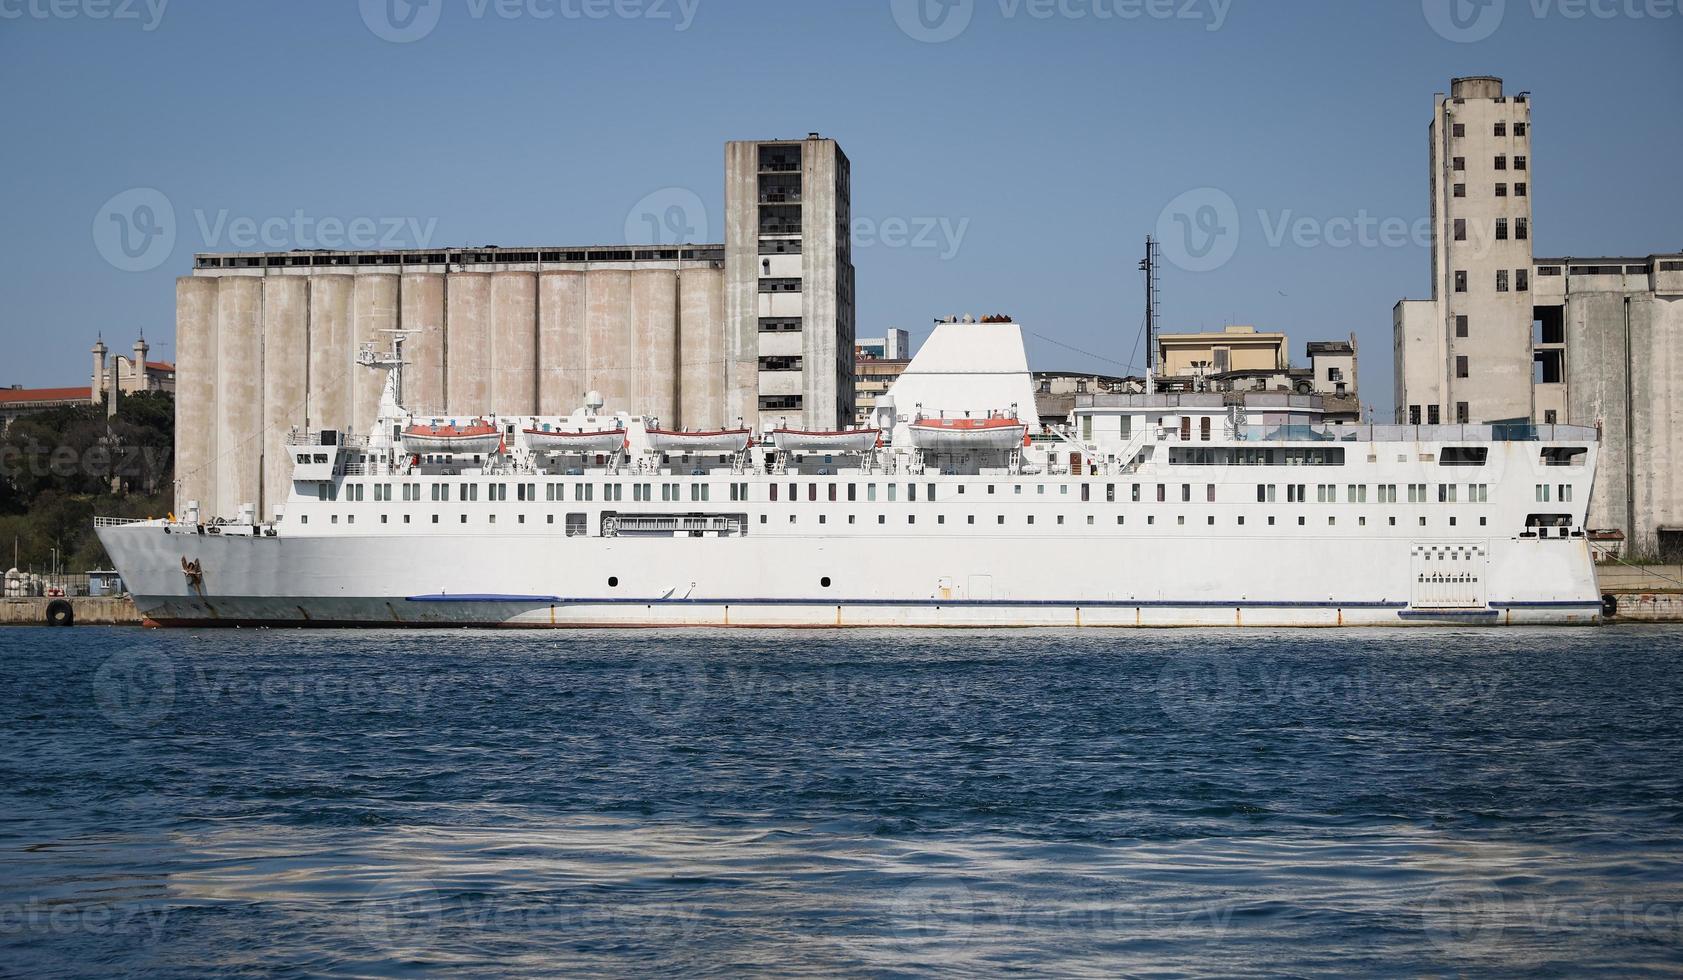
[98,520,1602,628]
[105,320,1604,629]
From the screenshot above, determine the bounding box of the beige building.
[1157,325,1286,378]
[1394,76,1683,554]
[91,336,175,404]
[177,135,854,519]
[854,355,910,427]
[1393,76,1536,426]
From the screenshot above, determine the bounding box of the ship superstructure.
[97,320,1604,627]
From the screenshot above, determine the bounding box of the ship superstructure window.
[566,513,587,536]
[1378,484,1397,502]
[1536,484,1552,502]
[1347,484,1367,503]
[1439,484,1458,503]
[1408,484,1428,503]
[1257,484,1276,502]
[1468,484,1489,502]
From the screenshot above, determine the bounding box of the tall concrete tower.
[1394,76,1536,424]
[132,335,149,394]
[90,337,108,405]
[725,134,856,429]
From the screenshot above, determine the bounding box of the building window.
[1495,217,1508,240]
[1454,270,1467,293]
[1453,123,1465,137]
[1456,402,1469,424]
[1496,183,1508,197]
[1456,356,1469,379]
[1544,409,1558,424]
[1516,217,1528,240]
[1453,218,1467,241]
[1455,314,1469,338]
[1515,182,1527,197]
[1409,405,1421,425]
[1453,183,1465,198]
[1452,156,1465,171]
[1494,155,1507,170]
[1496,269,1509,292]
[1515,122,1527,136]
[1516,269,1529,292]
[1494,121,1506,136]
[1428,405,1441,425]
[1514,155,1527,171]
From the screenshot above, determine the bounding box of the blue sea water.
[2,626,1682,977]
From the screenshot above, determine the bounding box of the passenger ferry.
[97,320,1604,627]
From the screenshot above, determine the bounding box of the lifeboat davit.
[907,416,1028,452]
[522,426,627,455]
[644,428,753,454]
[401,419,501,456]
[770,427,881,453]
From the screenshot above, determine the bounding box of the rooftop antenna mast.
[1140,236,1161,396]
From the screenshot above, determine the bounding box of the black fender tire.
[1601,594,1619,619]
[46,599,74,627]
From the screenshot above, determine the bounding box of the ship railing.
[1236,422,1599,444]
[93,516,151,527]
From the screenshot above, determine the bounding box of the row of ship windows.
[319,481,1571,505]
[298,512,1497,530]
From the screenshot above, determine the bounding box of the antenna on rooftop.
[1139,236,1161,396]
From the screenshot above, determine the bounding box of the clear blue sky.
[2,0,1678,415]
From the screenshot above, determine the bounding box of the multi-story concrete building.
[1395,76,1683,555]
[1157,325,1287,378]
[857,328,909,361]
[725,135,855,431]
[854,354,910,428]
[176,134,853,518]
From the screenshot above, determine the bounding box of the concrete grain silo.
[489,271,537,416]
[444,272,491,416]
[214,276,263,517]
[400,272,446,414]
[175,277,219,516]
[260,276,309,518]
[307,274,353,432]
[537,270,587,415]
[351,274,399,436]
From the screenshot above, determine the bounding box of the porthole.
[608,576,619,588]
[820,576,832,588]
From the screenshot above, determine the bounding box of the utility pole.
[1139,236,1161,395]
